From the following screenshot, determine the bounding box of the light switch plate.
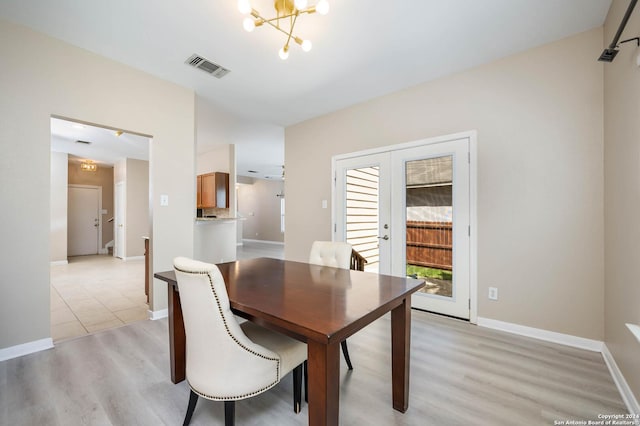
[160,194,169,206]
[488,287,498,300]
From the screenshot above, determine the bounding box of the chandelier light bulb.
[243,17,256,32]
[279,46,290,60]
[294,0,308,10]
[301,39,312,52]
[316,0,329,15]
[237,0,251,14]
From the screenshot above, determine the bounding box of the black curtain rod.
[598,0,638,62]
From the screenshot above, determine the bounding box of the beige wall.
[238,179,285,243]
[125,159,149,258]
[50,152,68,262]
[603,0,640,403]
[0,20,195,350]
[285,28,605,340]
[197,145,230,174]
[68,161,114,250]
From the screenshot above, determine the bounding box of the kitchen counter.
[195,217,245,222]
[194,218,237,264]
[196,217,246,222]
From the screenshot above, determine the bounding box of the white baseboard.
[627,323,640,344]
[477,317,603,352]
[50,260,68,266]
[98,248,108,254]
[125,256,145,261]
[148,309,168,320]
[0,338,54,362]
[242,239,284,245]
[602,344,640,414]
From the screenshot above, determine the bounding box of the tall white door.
[335,153,391,274]
[334,136,472,319]
[390,139,470,318]
[115,182,125,259]
[68,186,100,256]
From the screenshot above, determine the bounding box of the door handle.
[378,235,389,240]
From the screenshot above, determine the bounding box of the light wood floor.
[30,242,624,424]
[237,240,285,260]
[1,308,625,425]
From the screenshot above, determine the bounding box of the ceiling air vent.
[185,54,230,79]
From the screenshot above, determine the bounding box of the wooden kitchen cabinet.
[197,172,229,208]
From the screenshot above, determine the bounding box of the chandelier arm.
[261,16,303,40]
[251,6,316,23]
[284,13,299,47]
[259,9,313,24]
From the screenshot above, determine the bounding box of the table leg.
[391,297,411,412]
[168,284,186,384]
[307,340,340,426]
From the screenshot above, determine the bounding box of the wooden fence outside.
[406,221,452,270]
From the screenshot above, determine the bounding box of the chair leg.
[341,340,354,370]
[224,401,235,426]
[303,360,308,403]
[183,390,199,426]
[293,363,303,413]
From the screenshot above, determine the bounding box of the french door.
[334,135,472,319]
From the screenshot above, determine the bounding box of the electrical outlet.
[488,287,498,301]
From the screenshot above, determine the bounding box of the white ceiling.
[51,117,150,166]
[2,0,611,176]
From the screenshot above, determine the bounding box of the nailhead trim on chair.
[175,266,281,401]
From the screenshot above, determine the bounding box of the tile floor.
[50,242,283,342]
[50,255,148,342]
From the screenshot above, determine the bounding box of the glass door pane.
[346,166,380,273]
[405,156,453,297]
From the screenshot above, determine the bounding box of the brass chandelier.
[238,0,330,60]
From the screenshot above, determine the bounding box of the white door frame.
[331,130,478,324]
[68,184,102,255]
[115,181,126,259]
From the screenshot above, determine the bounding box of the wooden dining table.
[154,257,424,426]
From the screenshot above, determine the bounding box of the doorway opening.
[49,116,152,342]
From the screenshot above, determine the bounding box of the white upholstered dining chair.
[308,241,355,370]
[173,257,307,426]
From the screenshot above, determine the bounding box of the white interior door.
[68,186,99,256]
[115,182,125,259]
[334,135,472,319]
